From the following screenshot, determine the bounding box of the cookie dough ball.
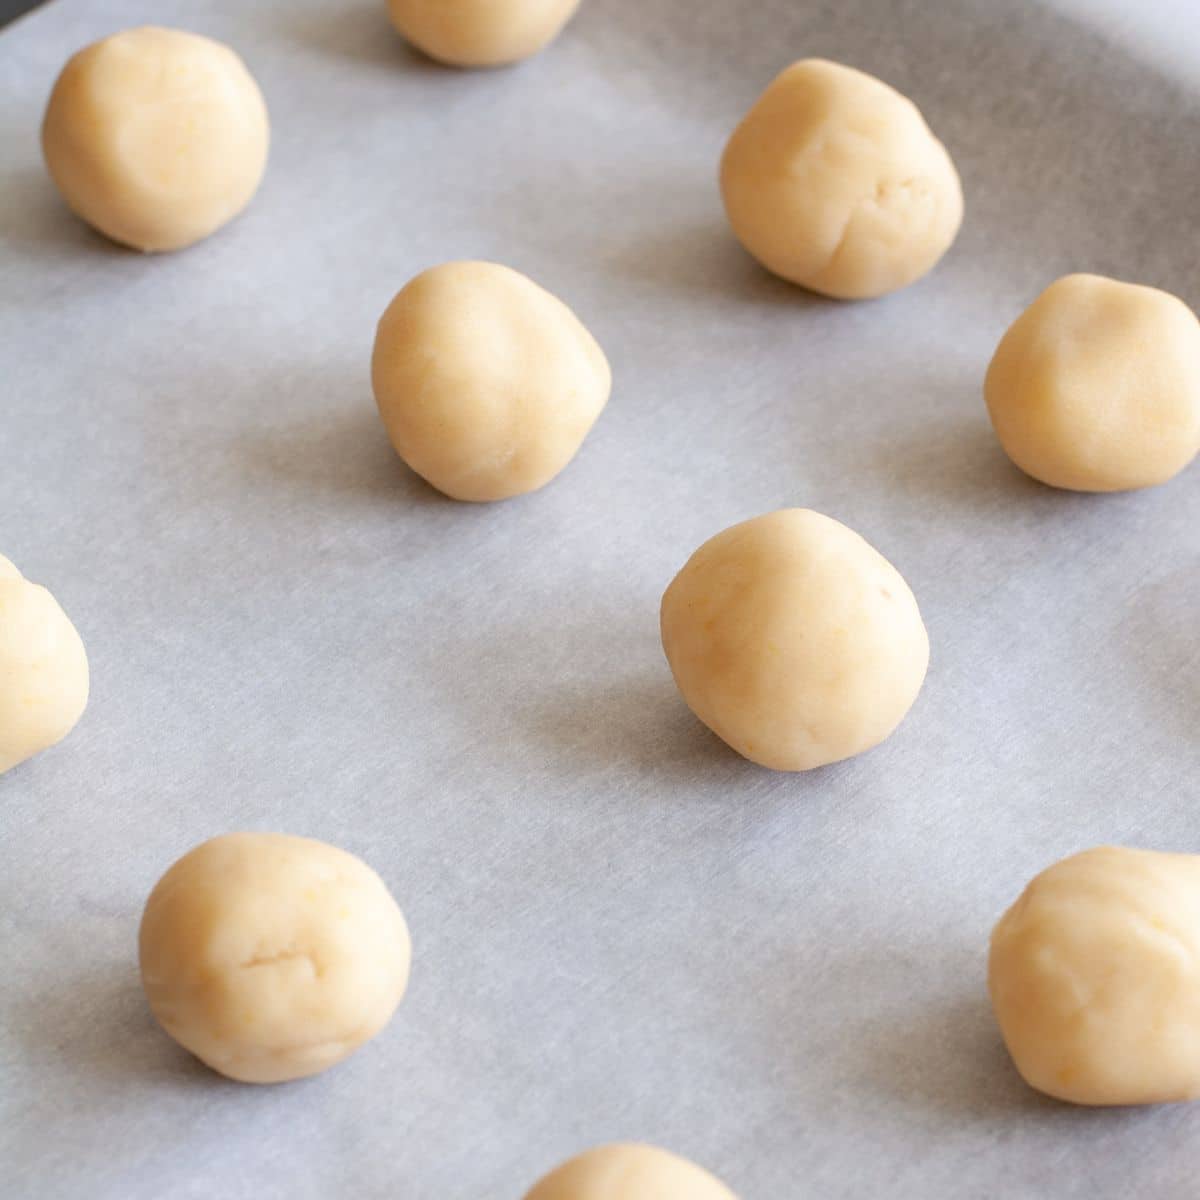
[990,847,1200,1106]
[139,833,412,1084]
[524,1144,737,1200]
[42,27,270,252]
[0,557,89,776]
[720,59,963,299]
[984,274,1200,491]
[372,261,611,501]
[661,509,928,771]
[386,0,581,67]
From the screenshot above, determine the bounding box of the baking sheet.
[2,0,1199,1196]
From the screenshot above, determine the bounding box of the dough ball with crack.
[139,833,411,1083]
[41,26,269,252]
[523,1143,737,1200]
[985,274,1200,491]
[0,555,89,776]
[720,59,962,299]
[386,0,581,67]
[990,846,1200,1106]
[372,260,611,501]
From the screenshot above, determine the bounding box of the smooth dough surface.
[524,1144,737,1200]
[660,509,929,771]
[0,556,89,776]
[139,833,412,1084]
[371,261,611,502]
[990,846,1200,1106]
[386,0,581,67]
[42,26,270,252]
[720,59,963,299]
[984,274,1200,491]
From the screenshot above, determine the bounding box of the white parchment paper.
[2,1,1199,1196]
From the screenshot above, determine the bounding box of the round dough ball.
[41,26,270,253]
[990,846,1200,1106]
[386,0,581,67]
[660,509,929,771]
[139,833,412,1084]
[0,557,89,776]
[984,274,1200,492]
[371,261,611,501]
[720,59,963,299]
[524,1144,737,1200]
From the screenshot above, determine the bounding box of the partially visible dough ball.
[386,0,581,67]
[41,27,270,252]
[371,261,611,501]
[139,833,412,1084]
[524,1144,737,1200]
[990,846,1200,1106]
[985,274,1200,491]
[720,59,963,299]
[0,557,89,776]
[660,509,928,771]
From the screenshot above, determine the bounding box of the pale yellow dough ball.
[139,833,412,1084]
[371,261,611,502]
[990,847,1200,1106]
[386,0,581,67]
[720,59,963,299]
[0,556,89,776]
[985,274,1200,491]
[660,509,928,772]
[42,26,270,252]
[524,1144,737,1200]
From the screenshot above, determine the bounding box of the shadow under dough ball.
[41,26,269,253]
[660,509,929,771]
[720,59,963,300]
[523,1144,738,1200]
[139,833,412,1084]
[386,0,582,67]
[0,554,89,776]
[371,260,611,502]
[984,273,1200,491]
[990,846,1200,1106]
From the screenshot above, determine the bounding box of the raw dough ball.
[524,1144,737,1200]
[984,274,1200,491]
[660,509,928,771]
[139,833,412,1084]
[0,556,89,776]
[371,261,611,501]
[990,846,1200,1106]
[720,59,963,299]
[41,26,270,252]
[386,0,581,67]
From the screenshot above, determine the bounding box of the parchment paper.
[2,1,1199,1196]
